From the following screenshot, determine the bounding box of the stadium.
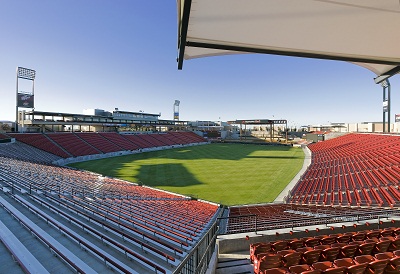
[2,1,400,274]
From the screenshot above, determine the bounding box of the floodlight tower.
[173,100,180,121]
[16,67,36,132]
[381,79,391,133]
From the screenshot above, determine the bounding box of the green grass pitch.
[69,143,304,206]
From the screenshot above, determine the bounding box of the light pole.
[16,67,36,132]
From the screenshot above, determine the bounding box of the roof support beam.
[177,0,192,70]
[374,66,400,84]
[186,41,400,67]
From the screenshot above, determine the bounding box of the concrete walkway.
[274,145,312,202]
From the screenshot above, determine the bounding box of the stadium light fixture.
[380,79,389,88]
[17,67,36,80]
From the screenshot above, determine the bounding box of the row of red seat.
[8,131,206,158]
[251,228,400,274]
[0,156,219,248]
[226,203,389,234]
[289,134,400,207]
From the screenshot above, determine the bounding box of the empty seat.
[305,237,321,247]
[374,252,400,274]
[321,247,341,262]
[320,235,337,245]
[338,244,358,258]
[282,251,302,268]
[250,243,271,263]
[313,261,334,271]
[313,261,346,273]
[334,258,367,274]
[289,264,314,274]
[296,246,314,253]
[271,240,289,252]
[302,249,322,265]
[264,267,286,274]
[367,229,381,240]
[355,254,389,274]
[336,233,352,244]
[387,236,400,252]
[381,228,396,237]
[254,254,282,274]
[372,239,392,254]
[352,232,367,242]
[289,239,305,250]
[356,242,375,256]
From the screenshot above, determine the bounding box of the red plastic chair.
[281,251,302,268]
[374,252,400,274]
[334,258,367,274]
[254,254,282,274]
[312,261,334,271]
[320,235,337,245]
[356,242,375,256]
[320,247,340,262]
[372,239,392,254]
[289,239,305,250]
[366,229,381,240]
[264,267,287,274]
[305,237,321,248]
[338,244,358,258]
[367,258,389,274]
[351,232,366,242]
[302,249,322,265]
[336,233,352,244]
[380,227,395,237]
[251,243,272,263]
[313,261,346,273]
[289,264,313,274]
[271,240,289,252]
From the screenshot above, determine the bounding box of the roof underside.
[177,0,400,80]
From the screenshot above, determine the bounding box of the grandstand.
[0,131,222,273]
[2,131,400,273]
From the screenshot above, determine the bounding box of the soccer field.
[69,143,304,206]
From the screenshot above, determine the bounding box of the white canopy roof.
[177,0,400,82]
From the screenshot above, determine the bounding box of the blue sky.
[0,1,399,128]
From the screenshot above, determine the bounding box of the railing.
[218,208,400,234]
[173,216,220,274]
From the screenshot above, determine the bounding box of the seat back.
[302,249,322,265]
[254,254,282,274]
[271,240,288,252]
[339,244,358,258]
[312,261,333,271]
[321,236,337,245]
[282,251,302,268]
[367,258,389,274]
[367,229,381,239]
[264,267,286,274]
[373,240,391,254]
[322,247,340,262]
[356,242,375,256]
[289,239,305,250]
[334,258,354,268]
[336,234,351,244]
[346,263,368,274]
[289,264,312,274]
[251,243,271,263]
[354,255,375,264]
[305,237,321,247]
[323,266,346,274]
[352,232,366,241]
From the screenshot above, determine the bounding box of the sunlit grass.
[69,143,304,206]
